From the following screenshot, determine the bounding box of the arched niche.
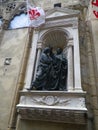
[39,28,70,50]
[24,27,75,91]
[8,3,27,29]
[2,3,27,29]
[37,28,72,60]
[24,7,82,92]
[31,28,69,91]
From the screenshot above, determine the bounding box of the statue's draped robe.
[32,49,52,90]
[32,48,67,90]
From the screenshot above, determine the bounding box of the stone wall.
[16,119,87,130]
[86,0,98,130]
[1,0,97,130]
[0,28,29,130]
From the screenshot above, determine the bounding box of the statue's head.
[43,47,51,54]
[56,48,62,54]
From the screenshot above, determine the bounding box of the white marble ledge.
[17,104,87,111]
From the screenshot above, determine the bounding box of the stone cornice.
[20,90,86,96]
[40,18,78,30]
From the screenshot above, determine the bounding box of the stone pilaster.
[73,27,82,91]
[33,42,42,80]
[67,39,74,91]
[24,30,39,89]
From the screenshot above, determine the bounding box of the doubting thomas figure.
[27,47,68,91]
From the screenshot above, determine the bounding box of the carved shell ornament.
[32,96,70,106]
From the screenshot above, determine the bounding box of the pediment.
[46,7,80,19]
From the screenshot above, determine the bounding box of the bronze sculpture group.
[27,47,68,91]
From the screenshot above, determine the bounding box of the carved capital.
[67,39,73,47]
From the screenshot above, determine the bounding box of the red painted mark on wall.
[91,0,98,18]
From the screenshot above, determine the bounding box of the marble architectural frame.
[36,28,73,91]
[17,8,87,124]
[24,8,82,92]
